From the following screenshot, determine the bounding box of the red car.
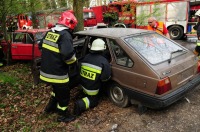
[1,29,48,60]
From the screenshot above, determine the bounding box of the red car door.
[11,32,41,60]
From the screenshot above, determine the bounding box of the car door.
[11,32,35,60]
[108,39,135,84]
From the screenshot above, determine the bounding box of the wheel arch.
[107,80,130,108]
[167,24,184,32]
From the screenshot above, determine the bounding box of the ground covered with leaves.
[1,62,200,132]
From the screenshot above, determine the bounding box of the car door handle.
[12,46,17,48]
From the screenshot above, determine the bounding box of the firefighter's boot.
[73,100,86,116]
[57,109,76,123]
[44,96,57,113]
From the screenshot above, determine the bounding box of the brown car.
[73,28,200,109]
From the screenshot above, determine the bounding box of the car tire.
[108,82,129,108]
[168,26,183,40]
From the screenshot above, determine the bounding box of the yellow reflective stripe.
[81,65,101,74]
[45,32,60,42]
[66,57,77,64]
[197,42,200,46]
[51,92,55,97]
[42,43,59,53]
[40,75,69,83]
[43,39,58,48]
[57,104,67,111]
[40,71,68,79]
[80,68,96,80]
[0,63,3,66]
[82,97,90,109]
[82,87,99,96]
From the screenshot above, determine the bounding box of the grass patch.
[0,72,18,85]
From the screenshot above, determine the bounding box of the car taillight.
[156,77,172,95]
[197,60,200,73]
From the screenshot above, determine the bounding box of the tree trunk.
[1,1,11,65]
[30,1,38,29]
[73,0,84,32]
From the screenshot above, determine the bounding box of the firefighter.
[147,17,170,38]
[193,10,200,57]
[38,11,78,123]
[73,38,111,116]
[194,34,200,59]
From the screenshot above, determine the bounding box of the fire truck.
[6,14,32,32]
[36,8,107,30]
[104,0,198,40]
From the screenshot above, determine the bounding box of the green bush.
[103,12,118,26]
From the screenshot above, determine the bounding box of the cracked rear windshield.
[124,33,185,65]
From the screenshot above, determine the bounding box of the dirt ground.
[1,39,200,132]
[76,84,200,132]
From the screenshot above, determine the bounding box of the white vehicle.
[109,0,198,40]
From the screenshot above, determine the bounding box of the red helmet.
[58,11,78,30]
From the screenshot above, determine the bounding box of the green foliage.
[103,12,118,26]
[0,72,18,85]
[135,1,164,26]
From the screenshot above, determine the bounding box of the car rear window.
[124,33,186,65]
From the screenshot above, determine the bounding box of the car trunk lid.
[155,54,198,93]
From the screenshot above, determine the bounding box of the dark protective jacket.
[80,52,111,95]
[39,29,76,84]
[193,22,200,38]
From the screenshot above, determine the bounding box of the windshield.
[124,33,186,65]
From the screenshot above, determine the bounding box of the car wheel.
[168,26,183,40]
[108,82,129,108]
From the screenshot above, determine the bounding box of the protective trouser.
[74,86,100,116]
[50,83,76,122]
[52,83,70,111]
[44,96,57,113]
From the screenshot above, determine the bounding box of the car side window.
[26,33,34,44]
[109,39,133,67]
[13,33,25,43]
[12,33,33,44]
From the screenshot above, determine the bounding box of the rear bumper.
[124,74,200,109]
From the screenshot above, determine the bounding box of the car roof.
[75,28,153,38]
[15,29,49,33]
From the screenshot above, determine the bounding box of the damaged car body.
[34,28,200,109]
[72,28,200,109]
